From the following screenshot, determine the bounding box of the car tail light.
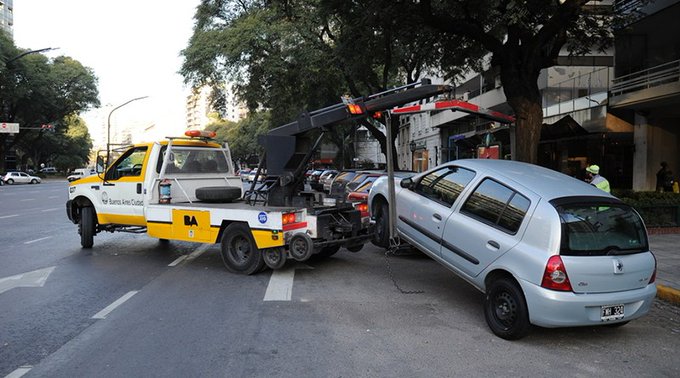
[282,212,297,225]
[649,253,657,284]
[282,212,306,231]
[541,255,573,292]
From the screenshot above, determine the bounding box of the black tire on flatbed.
[195,186,241,203]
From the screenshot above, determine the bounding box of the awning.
[541,115,589,141]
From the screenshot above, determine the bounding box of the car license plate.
[601,304,624,321]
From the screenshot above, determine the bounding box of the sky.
[12,0,202,145]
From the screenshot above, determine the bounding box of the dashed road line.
[168,243,211,267]
[168,255,188,267]
[0,214,19,219]
[92,291,138,319]
[19,199,35,202]
[24,237,52,245]
[47,196,60,199]
[4,366,32,378]
[41,208,61,212]
[264,267,296,301]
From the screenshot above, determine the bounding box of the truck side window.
[106,147,148,180]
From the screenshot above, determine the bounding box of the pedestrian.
[656,162,674,192]
[585,164,610,193]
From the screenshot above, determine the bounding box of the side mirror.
[96,156,105,174]
[400,177,414,189]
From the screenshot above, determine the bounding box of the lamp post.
[106,96,149,165]
[5,47,59,65]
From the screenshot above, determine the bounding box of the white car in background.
[67,168,96,182]
[369,159,657,340]
[2,171,42,185]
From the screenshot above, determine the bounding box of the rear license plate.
[601,304,624,321]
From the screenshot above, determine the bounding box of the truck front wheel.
[219,223,265,275]
[79,207,95,249]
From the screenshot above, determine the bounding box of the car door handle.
[137,183,142,194]
[487,240,500,249]
[433,213,442,221]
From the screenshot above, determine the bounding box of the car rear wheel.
[484,277,531,340]
[220,223,265,275]
[79,207,96,249]
[30,179,38,184]
[371,201,390,248]
[6,179,14,185]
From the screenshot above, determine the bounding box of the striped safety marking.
[391,99,515,123]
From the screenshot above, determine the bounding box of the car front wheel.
[6,179,14,185]
[371,201,390,248]
[484,277,531,340]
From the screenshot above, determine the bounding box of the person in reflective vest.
[585,165,610,193]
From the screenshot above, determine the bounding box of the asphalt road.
[1,181,679,377]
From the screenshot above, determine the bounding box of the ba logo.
[258,212,268,224]
[184,215,198,227]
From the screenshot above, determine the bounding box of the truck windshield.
[557,203,648,256]
[158,146,232,174]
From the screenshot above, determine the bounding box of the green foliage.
[614,190,680,227]
[1,34,99,170]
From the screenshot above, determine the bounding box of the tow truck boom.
[257,79,452,207]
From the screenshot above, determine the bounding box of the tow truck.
[66,80,451,274]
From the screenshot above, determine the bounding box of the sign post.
[0,122,20,134]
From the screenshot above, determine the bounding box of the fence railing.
[542,67,610,117]
[611,59,680,97]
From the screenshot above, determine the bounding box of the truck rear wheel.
[219,223,265,275]
[315,245,340,258]
[79,207,95,249]
[263,247,286,270]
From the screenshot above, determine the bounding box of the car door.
[441,178,533,278]
[18,172,30,183]
[98,146,149,225]
[396,166,476,257]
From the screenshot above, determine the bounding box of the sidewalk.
[649,233,680,305]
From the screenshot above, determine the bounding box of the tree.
[181,0,481,169]
[205,111,270,166]
[0,33,99,169]
[419,0,630,163]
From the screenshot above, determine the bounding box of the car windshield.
[557,203,648,256]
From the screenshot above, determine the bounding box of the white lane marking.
[48,196,60,199]
[19,199,35,202]
[264,268,296,301]
[24,236,52,245]
[0,267,56,295]
[184,243,212,263]
[0,214,19,219]
[168,255,188,267]
[92,291,138,319]
[4,366,32,378]
[41,208,61,212]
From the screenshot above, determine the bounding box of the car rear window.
[556,203,648,256]
[461,178,530,234]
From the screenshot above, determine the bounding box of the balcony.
[610,59,680,108]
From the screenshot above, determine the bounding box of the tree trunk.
[506,97,543,164]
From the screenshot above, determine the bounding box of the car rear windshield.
[556,203,648,256]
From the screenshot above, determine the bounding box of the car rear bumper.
[520,279,657,328]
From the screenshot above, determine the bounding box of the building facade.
[0,0,13,38]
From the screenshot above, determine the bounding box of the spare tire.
[196,186,242,203]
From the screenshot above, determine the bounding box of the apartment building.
[0,0,13,37]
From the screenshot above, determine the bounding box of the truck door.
[98,146,149,226]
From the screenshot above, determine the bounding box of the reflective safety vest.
[590,175,611,193]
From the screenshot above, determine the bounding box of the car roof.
[448,159,614,201]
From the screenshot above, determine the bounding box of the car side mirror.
[400,177,414,189]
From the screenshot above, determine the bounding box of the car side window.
[415,166,475,206]
[461,178,530,234]
[106,147,148,180]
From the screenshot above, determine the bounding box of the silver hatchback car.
[369,159,656,340]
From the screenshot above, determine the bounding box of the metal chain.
[383,237,424,295]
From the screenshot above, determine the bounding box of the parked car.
[369,159,656,340]
[313,169,337,192]
[67,168,96,182]
[328,170,359,198]
[246,169,266,183]
[2,171,42,184]
[40,167,58,174]
[307,169,325,189]
[238,168,252,181]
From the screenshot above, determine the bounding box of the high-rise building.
[186,84,247,130]
[0,0,13,37]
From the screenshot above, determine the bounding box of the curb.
[657,284,680,305]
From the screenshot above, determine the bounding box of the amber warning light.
[185,130,217,138]
[347,104,363,115]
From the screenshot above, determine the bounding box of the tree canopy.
[1,32,100,171]
[182,0,628,165]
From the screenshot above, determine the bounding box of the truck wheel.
[484,277,531,340]
[196,186,241,203]
[263,247,286,270]
[79,207,96,249]
[289,233,313,261]
[219,223,265,275]
[371,202,389,248]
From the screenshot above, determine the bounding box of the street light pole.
[106,96,149,166]
[5,47,59,65]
